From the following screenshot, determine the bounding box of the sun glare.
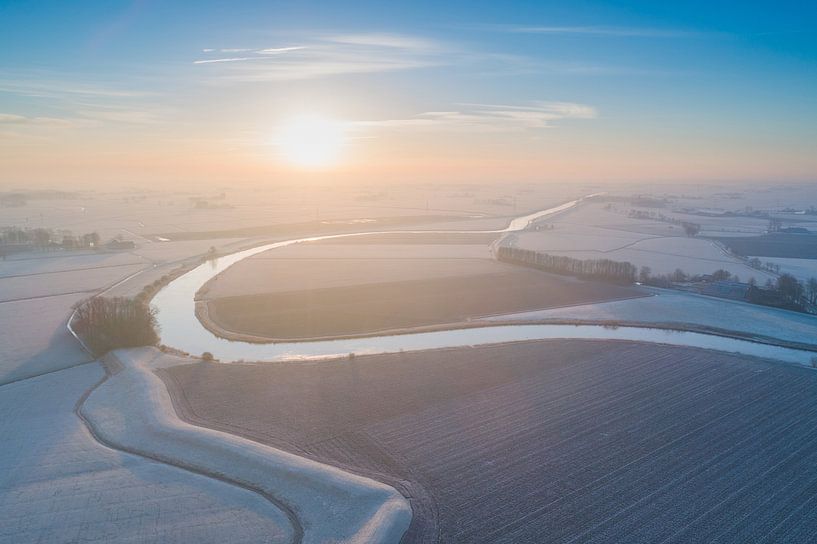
[275,115,346,168]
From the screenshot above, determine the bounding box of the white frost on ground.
[0,251,154,384]
[202,242,499,298]
[0,263,147,301]
[753,256,817,282]
[487,287,817,346]
[81,347,412,544]
[0,293,92,384]
[512,203,775,280]
[0,363,295,544]
[0,251,144,277]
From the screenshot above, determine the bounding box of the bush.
[73,296,159,356]
[201,351,214,361]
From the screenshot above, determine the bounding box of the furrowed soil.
[163,339,817,543]
[202,269,642,340]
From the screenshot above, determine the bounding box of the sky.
[1,0,816,187]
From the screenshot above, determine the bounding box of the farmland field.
[0,363,295,544]
[164,339,817,543]
[713,234,817,259]
[510,202,775,280]
[202,267,642,340]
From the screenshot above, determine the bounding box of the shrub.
[201,351,214,361]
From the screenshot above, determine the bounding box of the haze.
[3,2,817,544]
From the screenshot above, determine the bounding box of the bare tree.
[73,297,159,356]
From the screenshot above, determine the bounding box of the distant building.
[106,239,136,250]
[698,280,750,301]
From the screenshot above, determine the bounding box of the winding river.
[152,195,817,366]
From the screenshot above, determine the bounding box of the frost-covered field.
[0,263,147,301]
[489,288,817,346]
[0,363,295,544]
[0,184,585,242]
[82,348,411,544]
[201,242,495,299]
[167,339,817,544]
[0,238,257,383]
[0,251,153,383]
[513,202,775,279]
[752,256,817,282]
[0,251,144,277]
[0,294,91,384]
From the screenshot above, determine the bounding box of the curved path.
[75,194,817,544]
[79,348,410,544]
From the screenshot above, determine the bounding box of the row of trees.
[1,227,100,249]
[637,264,817,312]
[499,245,817,314]
[764,273,817,308]
[497,246,637,284]
[72,297,159,356]
[625,210,701,237]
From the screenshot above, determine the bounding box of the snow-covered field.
[0,251,151,383]
[0,184,585,242]
[753,256,817,282]
[0,363,295,544]
[0,263,147,301]
[513,202,775,280]
[0,294,91,384]
[0,239,253,383]
[487,288,817,347]
[201,242,496,299]
[82,348,412,544]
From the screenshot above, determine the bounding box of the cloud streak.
[353,101,597,133]
[193,33,448,81]
[468,24,695,38]
[0,113,74,126]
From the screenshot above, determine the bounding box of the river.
[151,195,817,366]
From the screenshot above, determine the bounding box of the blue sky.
[1,0,816,185]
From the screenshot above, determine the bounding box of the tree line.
[499,245,817,314]
[1,226,100,250]
[638,265,817,313]
[72,297,159,356]
[497,246,637,284]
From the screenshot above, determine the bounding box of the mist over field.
[2,1,817,543]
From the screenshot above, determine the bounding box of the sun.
[275,115,346,168]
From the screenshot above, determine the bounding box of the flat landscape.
[198,242,642,340]
[0,363,295,544]
[510,202,776,280]
[6,3,817,541]
[713,234,817,259]
[490,287,817,348]
[164,339,817,543]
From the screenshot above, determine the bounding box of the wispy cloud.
[0,78,154,100]
[354,101,597,133]
[258,46,306,54]
[193,57,253,64]
[75,108,160,124]
[194,46,308,64]
[468,24,695,38]
[0,71,166,129]
[322,33,438,50]
[193,33,448,81]
[0,113,74,126]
